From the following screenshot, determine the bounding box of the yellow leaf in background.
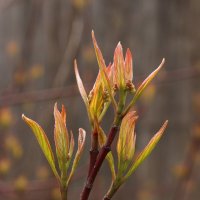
[5,135,23,159]
[36,165,50,180]
[192,123,200,139]
[51,187,61,200]
[173,164,189,178]
[194,60,200,71]
[29,64,44,80]
[82,45,95,63]
[71,0,88,10]
[14,175,28,193]
[0,158,11,175]
[137,188,154,200]
[5,40,20,57]
[0,108,13,128]
[14,70,27,85]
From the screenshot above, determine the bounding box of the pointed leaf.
[123,58,165,115]
[54,103,69,161]
[124,120,168,180]
[22,114,60,181]
[74,60,91,114]
[135,58,165,99]
[68,131,75,158]
[113,42,125,88]
[125,48,133,82]
[67,128,86,186]
[117,112,137,176]
[92,31,117,110]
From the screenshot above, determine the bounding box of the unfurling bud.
[117,111,138,176]
[22,103,86,194]
[54,103,70,161]
[113,43,135,92]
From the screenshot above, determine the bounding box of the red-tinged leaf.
[124,120,168,180]
[91,31,117,110]
[117,112,137,176]
[74,60,90,111]
[113,42,125,88]
[67,128,86,186]
[125,48,133,82]
[135,58,165,100]
[68,131,74,158]
[61,105,66,125]
[123,58,165,115]
[54,103,69,161]
[22,114,60,181]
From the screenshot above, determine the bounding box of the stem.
[88,129,99,177]
[103,179,123,200]
[80,90,126,200]
[80,114,122,200]
[103,186,118,200]
[60,161,69,200]
[60,185,68,200]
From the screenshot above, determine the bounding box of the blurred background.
[0,0,200,200]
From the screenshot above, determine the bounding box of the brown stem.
[80,124,119,200]
[88,130,99,177]
[60,187,68,200]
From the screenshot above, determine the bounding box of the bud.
[113,43,135,92]
[117,111,138,176]
[54,103,70,161]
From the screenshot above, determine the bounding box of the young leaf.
[124,48,133,82]
[135,58,165,100]
[91,30,117,110]
[123,58,165,115]
[117,112,137,177]
[22,114,60,181]
[113,42,125,89]
[68,131,75,158]
[54,103,69,161]
[67,128,86,186]
[124,120,168,180]
[74,60,92,119]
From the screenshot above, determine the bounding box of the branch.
[80,122,120,200]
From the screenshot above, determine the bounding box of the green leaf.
[98,127,116,180]
[135,58,165,99]
[74,60,92,122]
[67,128,86,186]
[117,112,137,177]
[124,120,168,180]
[123,58,165,115]
[22,114,60,181]
[54,103,69,162]
[91,31,117,111]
